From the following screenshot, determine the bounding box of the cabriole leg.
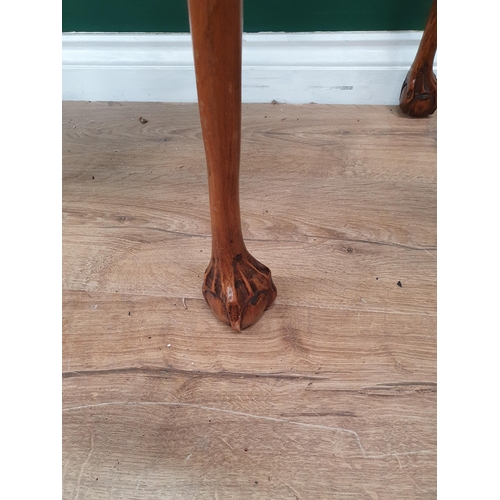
[400,0,437,117]
[188,0,277,331]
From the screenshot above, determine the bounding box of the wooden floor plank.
[63,291,436,382]
[62,102,436,499]
[63,229,436,316]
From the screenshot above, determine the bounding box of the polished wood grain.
[399,0,437,117]
[188,0,276,331]
[63,101,436,499]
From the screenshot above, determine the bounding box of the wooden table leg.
[399,0,437,117]
[188,0,277,331]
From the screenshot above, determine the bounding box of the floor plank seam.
[63,288,436,316]
[62,366,327,381]
[68,223,437,252]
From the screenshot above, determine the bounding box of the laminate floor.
[62,102,437,499]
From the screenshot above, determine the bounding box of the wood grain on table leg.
[188,0,277,331]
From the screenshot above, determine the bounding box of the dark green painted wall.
[63,0,433,33]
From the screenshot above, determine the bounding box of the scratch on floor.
[411,478,428,493]
[283,481,302,499]
[220,437,233,450]
[365,449,436,459]
[74,433,94,500]
[424,249,437,260]
[63,400,367,457]
[184,453,192,462]
[62,458,70,482]
[394,453,404,472]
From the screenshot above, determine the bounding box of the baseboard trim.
[62,32,437,104]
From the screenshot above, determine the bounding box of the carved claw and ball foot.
[399,66,437,117]
[203,250,277,331]
[399,0,437,118]
[189,0,277,330]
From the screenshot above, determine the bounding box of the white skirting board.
[62,32,437,105]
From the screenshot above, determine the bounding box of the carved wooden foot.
[188,0,277,331]
[399,0,437,117]
[203,250,277,332]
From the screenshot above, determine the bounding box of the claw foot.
[399,64,437,118]
[202,250,277,331]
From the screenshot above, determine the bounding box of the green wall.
[63,0,433,33]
